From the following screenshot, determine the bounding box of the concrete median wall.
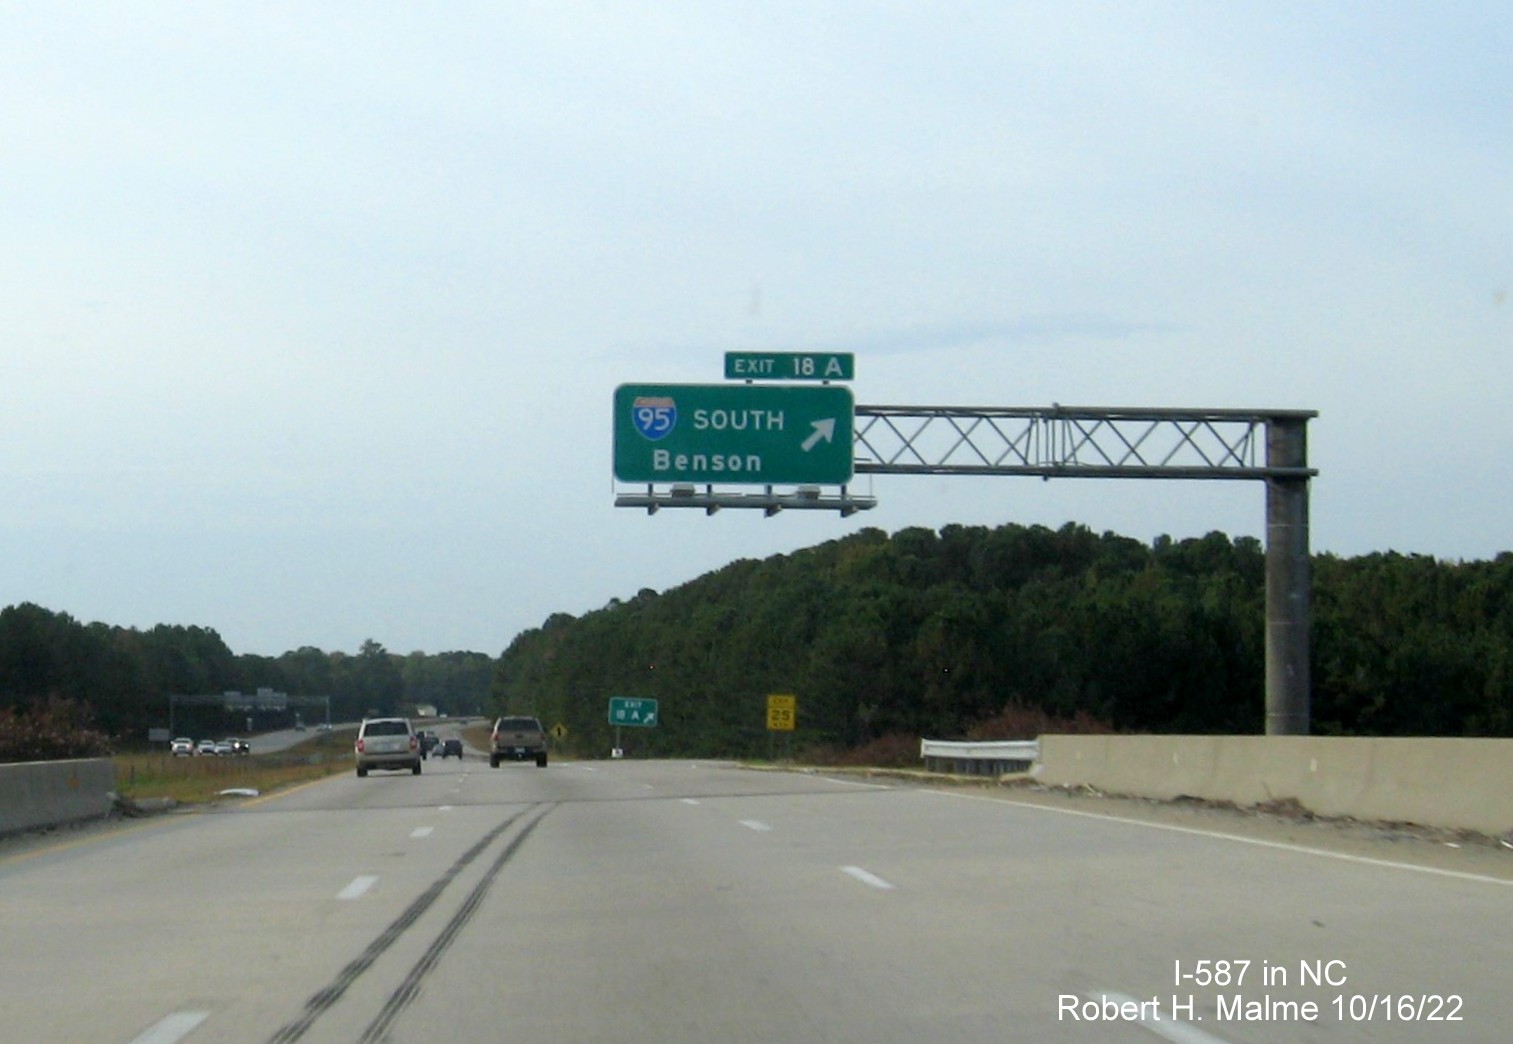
[1036,735,1513,837]
[0,759,116,837]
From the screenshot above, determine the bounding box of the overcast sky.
[4,3,1509,657]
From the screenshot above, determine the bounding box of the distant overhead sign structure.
[614,383,854,486]
[724,351,855,382]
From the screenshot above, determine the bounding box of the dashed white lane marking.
[840,865,895,890]
[129,1011,211,1044]
[411,827,434,839]
[1096,993,1231,1044]
[337,875,379,900]
[740,819,773,832]
[680,798,701,806]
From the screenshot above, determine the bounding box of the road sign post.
[614,383,854,486]
[609,697,658,759]
[766,694,797,762]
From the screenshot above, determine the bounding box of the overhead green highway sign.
[724,351,855,382]
[608,697,659,727]
[613,383,854,486]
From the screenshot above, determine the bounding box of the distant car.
[196,739,218,756]
[171,737,194,757]
[316,723,332,732]
[438,738,463,759]
[355,717,421,777]
[213,740,233,756]
[490,716,547,768]
[224,738,250,755]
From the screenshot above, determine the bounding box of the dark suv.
[490,716,547,768]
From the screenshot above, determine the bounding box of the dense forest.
[0,609,492,759]
[5,521,1510,762]
[489,523,1513,758]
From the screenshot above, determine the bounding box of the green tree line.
[0,606,493,756]
[489,523,1513,757]
[6,521,1510,761]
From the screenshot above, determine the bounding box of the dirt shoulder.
[809,764,1513,884]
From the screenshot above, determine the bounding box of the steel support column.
[1265,417,1312,735]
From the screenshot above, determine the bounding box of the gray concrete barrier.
[1036,735,1513,837]
[0,759,116,837]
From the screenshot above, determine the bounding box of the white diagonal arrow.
[802,417,836,452]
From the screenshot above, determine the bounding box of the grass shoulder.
[114,734,353,805]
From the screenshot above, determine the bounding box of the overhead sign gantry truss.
[615,403,1315,503]
[613,400,1317,738]
[851,404,1316,481]
[846,404,1318,739]
[168,690,332,733]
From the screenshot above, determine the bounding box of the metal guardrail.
[920,739,1040,776]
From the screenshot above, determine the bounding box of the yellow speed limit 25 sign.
[766,694,796,731]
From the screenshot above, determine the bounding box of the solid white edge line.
[820,776,891,789]
[337,874,379,900]
[929,789,1513,888]
[129,1011,211,1044]
[841,865,895,890]
[1097,993,1230,1044]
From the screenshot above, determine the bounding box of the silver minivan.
[354,718,422,777]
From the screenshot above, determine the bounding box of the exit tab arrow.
[802,418,836,452]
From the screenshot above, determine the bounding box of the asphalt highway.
[2,757,1510,1042]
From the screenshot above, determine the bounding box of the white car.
[196,739,218,756]
[170,737,194,756]
[354,718,421,777]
